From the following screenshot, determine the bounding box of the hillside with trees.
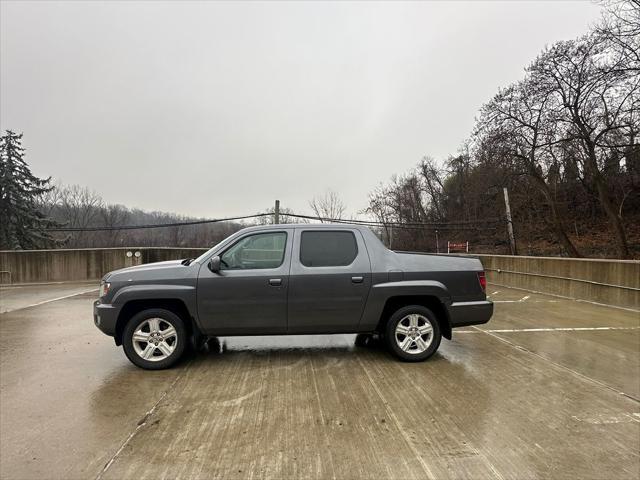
[366,1,639,258]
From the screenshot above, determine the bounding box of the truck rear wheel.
[122,308,187,370]
[385,305,441,362]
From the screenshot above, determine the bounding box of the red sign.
[447,241,469,253]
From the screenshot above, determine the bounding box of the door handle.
[351,276,364,284]
[269,278,282,286]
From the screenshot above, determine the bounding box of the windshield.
[192,237,230,264]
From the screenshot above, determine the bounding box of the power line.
[46,211,500,233]
[281,213,501,227]
[280,213,502,230]
[46,213,273,232]
[281,215,496,231]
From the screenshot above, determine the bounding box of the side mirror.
[208,256,221,273]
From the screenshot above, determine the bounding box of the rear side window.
[300,231,358,267]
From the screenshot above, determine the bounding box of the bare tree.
[597,0,640,73]
[475,80,583,257]
[528,33,638,257]
[309,190,347,222]
[35,180,63,218]
[364,184,396,246]
[57,184,104,228]
[418,157,446,221]
[95,204,129,246]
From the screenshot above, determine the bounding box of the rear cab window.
[300,231,358,267]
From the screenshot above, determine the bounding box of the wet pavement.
[0,282,98,314]
[0,284,638,479]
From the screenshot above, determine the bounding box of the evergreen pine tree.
[0,130,62,249]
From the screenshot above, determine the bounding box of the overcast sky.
[1,0,602,219]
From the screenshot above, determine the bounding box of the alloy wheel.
[394,314,433,354]
[131,318,178,362]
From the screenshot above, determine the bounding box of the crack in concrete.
[94,361,191,480]
[355,355,438,480]
[309,356,338,480]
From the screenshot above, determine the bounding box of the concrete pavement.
[0,285,638,479]
[0,282,98,313]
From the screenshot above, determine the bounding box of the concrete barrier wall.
[476,254,639,309]
[0,248,207,284]
[1,248,638,308]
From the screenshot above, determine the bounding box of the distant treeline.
[35,183,245,248]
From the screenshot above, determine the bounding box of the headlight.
[99,281,111,298]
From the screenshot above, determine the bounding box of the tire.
[122,308,187,370]
[385,305,442,362]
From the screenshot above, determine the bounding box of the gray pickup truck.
[94,224,492,369]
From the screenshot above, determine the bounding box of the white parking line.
[473,326,640,403]
[575,298,640,313]
[457,326,639,333]
[488,282,640,313]
[493,300,559,303]
[1,288,98,314]
[493,295,548,304]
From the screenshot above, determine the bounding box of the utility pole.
[435,229,439,253]
[503,187,517,255]
[274,199,280,224]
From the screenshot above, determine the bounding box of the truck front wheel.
[122,308,187,370]
[385,305,441,362]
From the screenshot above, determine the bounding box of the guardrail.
[1,248,638,309]
[0,247,207,285]
[474,254,639,309]
[484,268,638,292]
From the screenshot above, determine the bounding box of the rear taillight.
[477,271,486,293]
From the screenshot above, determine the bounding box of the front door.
[287,228,372,333]
[197,229,292,335]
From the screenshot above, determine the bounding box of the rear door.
[197,229,292,335]
[287,228,372,333]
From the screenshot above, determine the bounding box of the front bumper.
[449,300,493,328]
[93,300,120,337]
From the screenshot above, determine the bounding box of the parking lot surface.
[1,283,638,479]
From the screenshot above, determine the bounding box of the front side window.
[300,231,358,267]
[220,232,287,270]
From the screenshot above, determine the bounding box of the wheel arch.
[115,299,198,346]
[376,295,452,340]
